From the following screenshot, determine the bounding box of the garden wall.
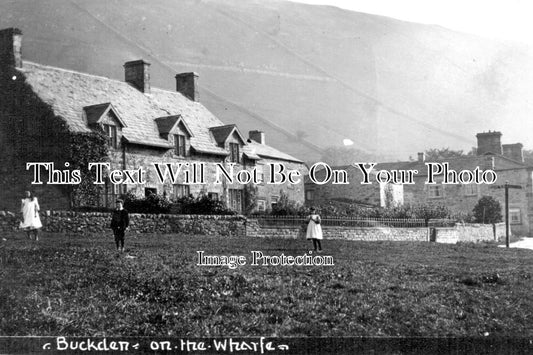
[433,223,504,244]
[0,210,246,237]
[245,219,428,241]
[0,211,502,244]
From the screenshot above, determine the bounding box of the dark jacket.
[110,209,129,230]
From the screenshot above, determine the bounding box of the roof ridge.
[22,61,192,100]
[210,124,237,129]
[22,61,129,85]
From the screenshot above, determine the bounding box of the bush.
[472,196,502,224]
[271,191,306,216]
[306,199,453,221]
[172,195,235,215]
[124,192,171,214]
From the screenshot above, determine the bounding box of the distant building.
[0,28,306,213]
[304,163,403,208]
[305,131,533,236]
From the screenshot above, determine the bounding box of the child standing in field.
[306,207,323,252]
[19,191,42,241]
[110,199,129,253]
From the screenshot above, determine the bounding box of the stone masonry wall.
[0,212,499,243]
[0,211,246,237]
[246,219,428,241]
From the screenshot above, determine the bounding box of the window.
[104,124,117,148]
[173,184,190,199]
[427,185,443,198]
[175,134,186,157]
[271,195,279,208]
[510,208,522,224]
[145,187,157,197]
[257,199,266,212]
[306,190,315,201]
[208,192,219,201]
[229,189,243,213]
[229,143,240,163]
[463,184,477,196]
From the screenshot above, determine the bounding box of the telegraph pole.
[491,182,522,248]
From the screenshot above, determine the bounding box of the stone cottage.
[0,28,306,213]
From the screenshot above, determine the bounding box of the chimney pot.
[124,59,150,93]
[417,152,425,162]
[0,27,23,69]
[249,130,265,145]
[176,72,199,102]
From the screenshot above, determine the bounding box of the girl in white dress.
[20,191,42,241]
[306,207,323,252]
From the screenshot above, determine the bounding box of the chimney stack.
[476,131,502,155]
[249,130,265,145]
[0,27,23,69]
[502,143,524,163]
[124,60,150,93]
[176,72,199,102]
[417,152,425,162]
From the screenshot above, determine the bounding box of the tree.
[423,147,478,161]
[472,196,502,224]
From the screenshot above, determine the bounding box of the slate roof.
[17,61,302,163]
[244,140,303,163]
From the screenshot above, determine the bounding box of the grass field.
[1,232,533,337]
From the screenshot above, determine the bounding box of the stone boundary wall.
[245,219,428,241]
[0,211,246,237]
[0,211,502,243]
[455,223,504,243]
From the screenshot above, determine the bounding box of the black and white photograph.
[1,0,533,354]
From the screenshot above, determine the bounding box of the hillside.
[1,0,532,162]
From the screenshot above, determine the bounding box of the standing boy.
[110,199,129,253]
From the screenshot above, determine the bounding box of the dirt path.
[499,237,533,250]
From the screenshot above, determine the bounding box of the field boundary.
[0,210,503,243]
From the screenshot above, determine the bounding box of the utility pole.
[491,182,522,248]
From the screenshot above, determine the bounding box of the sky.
[288,0,533,46]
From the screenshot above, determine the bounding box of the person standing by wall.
[306,207,323,252]
[110,199,129,253]
[19,191,42,241]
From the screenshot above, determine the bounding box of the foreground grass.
[1,232,533,337]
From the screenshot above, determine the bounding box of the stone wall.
[0,211,246,237]
[0,212,500,244]
[247,219,500,243]
[246,219,428,241]
[456,222,505,243]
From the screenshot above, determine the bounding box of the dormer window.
[104,124,118,148]
[175,134,186,156]
[229,142,240,163]
[155,115,193,156]
[83,103,126,150]
[209,125,246,164]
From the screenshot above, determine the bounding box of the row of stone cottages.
[0,28,307,214]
